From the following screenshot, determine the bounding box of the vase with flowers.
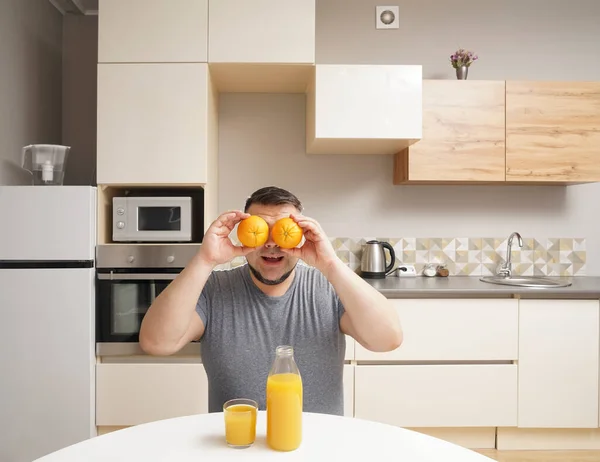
[450,48,478,80]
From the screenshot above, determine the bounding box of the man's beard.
[247,261,297,286]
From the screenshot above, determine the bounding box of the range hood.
[48,0,98,15]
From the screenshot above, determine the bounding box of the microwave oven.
[113,196,192,242]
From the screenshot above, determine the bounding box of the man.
[140,186,403,416]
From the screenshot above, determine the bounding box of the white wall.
[62,15,98,186]
[316,0,600,81]
[218,0,600,276]
[0,0,63,185]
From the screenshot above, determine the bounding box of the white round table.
[34,412,494,461]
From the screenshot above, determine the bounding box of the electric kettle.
[360,240,396,279]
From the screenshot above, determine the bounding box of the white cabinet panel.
[96,363,208,426]
[345,335,354,361]
[97,63,211,185]
[343,365,354,418]
[307,64,422,155]
[208,0,315,64]
[98,0,208,63]
[355,365,517,428]
[518,299,599,428]
[355,299,519,361]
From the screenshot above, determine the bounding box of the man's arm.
[139,255,212,356]
[282,214,403,353]
[139,210,254,356]
[325,259,403,353]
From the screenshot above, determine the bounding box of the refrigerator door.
[0,268,96,462]
[0,186,96,261]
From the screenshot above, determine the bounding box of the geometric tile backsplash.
[330,237,586,277]
[224,236,586,277]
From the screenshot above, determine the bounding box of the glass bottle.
[266,345,303,451]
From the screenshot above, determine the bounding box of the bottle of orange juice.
[266,345,303,451]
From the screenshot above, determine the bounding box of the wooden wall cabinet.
[393,80,506,184]
[505,81,600,183]
[98,0,208,63]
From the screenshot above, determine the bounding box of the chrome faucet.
[496,232,523,278]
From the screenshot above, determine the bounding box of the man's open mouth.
[262,256,284,263]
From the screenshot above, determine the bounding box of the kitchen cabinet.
[343,365,354,417]
[306,64,422,155]
[98,0,208,63]
[96,363,209,426]
[518,299,599,428]
[355,299,518,361]
[96,362,354,425]
[354,364,518,427]
[393,80,506,184]
[207,0,315,92]
[506,81,600,183]
[208,0,314,64]
[97,63,218,185]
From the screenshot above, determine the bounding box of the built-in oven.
[96,244,201,355]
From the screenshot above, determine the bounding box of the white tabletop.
[34,412,494,461]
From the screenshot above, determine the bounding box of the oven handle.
[97,273,179,281]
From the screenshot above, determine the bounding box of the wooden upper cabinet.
[208,0,315,64]
[394,80,506,184]
[98,0,208,63]
[506,81,600,183]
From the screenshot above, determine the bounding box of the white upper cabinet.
[97,63,216,185]
[208,0,315,64]
[98,0,208,63]
[307,65,423,155]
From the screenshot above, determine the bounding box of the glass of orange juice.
[223,398,258,449]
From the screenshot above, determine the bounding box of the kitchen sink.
[480,275,572,288]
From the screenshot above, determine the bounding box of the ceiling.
[49,0,98,15]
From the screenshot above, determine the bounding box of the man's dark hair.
[244,186,303,213]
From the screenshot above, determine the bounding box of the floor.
[475,450,600,461]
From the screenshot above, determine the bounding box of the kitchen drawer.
[355,299,518,361]
[345,335,354,361]
[355,364,518,427]
[96,363,208,426]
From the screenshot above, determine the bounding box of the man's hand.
[197,210,256,267]
[280,213,339,275]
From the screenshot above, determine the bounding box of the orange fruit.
[237,215,269,248]
[271,217,303,249]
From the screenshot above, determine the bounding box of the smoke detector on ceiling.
[376,6,399,29]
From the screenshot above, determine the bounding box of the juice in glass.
[266,346,303,451]
[223,398,258,448]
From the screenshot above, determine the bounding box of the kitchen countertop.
[363,276,600,299]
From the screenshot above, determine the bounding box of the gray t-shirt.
[195,263,346,416]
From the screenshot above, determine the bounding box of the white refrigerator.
[0,186,97,462]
